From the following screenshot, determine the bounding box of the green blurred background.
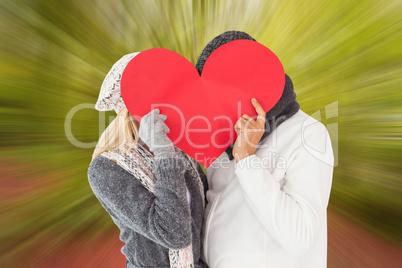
[1,0,401,267]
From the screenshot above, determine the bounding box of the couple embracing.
[87,31,334,268]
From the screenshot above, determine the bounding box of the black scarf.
[195,31,300,160]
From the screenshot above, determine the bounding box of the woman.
[87,52,208,268]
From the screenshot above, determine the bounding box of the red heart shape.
[121,40,284,167]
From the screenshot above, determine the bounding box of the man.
[197,31,334,268]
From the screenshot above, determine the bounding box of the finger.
[235,117,247,132]
[234,126,241,136]
[251,98,266,122]
[158,114,167,121]
[149,108,160,116]
[145,109,160,124]
[241,114,252,121]
[241,114,257,128]
[234,119,242,135]
[234,119,242,133]
[155,119,170,133]
[149,109,160,119]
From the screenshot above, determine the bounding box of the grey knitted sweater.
[87,155,209,268]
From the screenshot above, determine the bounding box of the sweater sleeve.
[234,122,334,257]
[87,155,192,250]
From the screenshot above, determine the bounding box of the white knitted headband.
[95,52,140,113]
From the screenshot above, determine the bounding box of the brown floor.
[327,209,402,268]
[23,209,402,268]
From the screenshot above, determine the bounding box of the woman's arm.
[88,154,192,250]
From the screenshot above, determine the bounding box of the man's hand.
[232,98,266,162]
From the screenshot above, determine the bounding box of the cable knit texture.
[88,154,208,268]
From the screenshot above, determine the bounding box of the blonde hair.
[92,107,139,159]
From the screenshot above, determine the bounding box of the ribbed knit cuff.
[151,143,177,158]
[153,157,187,192]
[153,157,186,175]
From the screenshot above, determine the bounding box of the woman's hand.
[232,98,266,162]
[139,109,176,158]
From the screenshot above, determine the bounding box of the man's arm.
[234,122,334,257]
